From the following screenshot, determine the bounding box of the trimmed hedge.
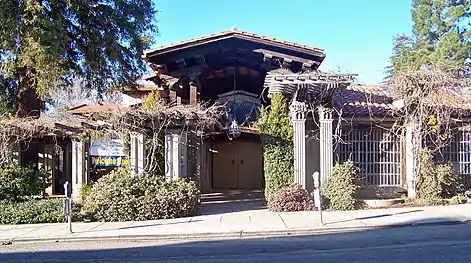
[83,168,200,222]
[0,198,81,224]
[0,165,50,202]
[254,94,294,200]
[322,161,362,211]
[268,185,315,212]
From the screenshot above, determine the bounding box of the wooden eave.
[143,29,325,59]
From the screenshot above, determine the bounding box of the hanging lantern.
[228,120,241,139]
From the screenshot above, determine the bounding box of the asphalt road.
[3,223,471,262]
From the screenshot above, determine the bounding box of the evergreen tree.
[0,0,157,116]
[389,0,470,74]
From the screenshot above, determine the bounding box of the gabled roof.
[143,28,325,58]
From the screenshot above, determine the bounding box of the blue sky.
[152,0,413,84]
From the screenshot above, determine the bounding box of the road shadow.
[2,217,471,262]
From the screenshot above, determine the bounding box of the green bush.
[322,161,362,211]
[83,167,200,222]
[418,149,463,200]
[254,94,294,200]
[268,185,314,212]
[78,183,93,205]
[0,165,50,202]
[0,198,81,224]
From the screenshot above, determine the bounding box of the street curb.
[3,219,470,245]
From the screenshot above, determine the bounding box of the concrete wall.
[358,185,407,199]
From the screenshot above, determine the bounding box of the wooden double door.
[212,140,263,189]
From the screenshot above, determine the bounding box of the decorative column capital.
[317,106,333,121]
[290,101,308,121]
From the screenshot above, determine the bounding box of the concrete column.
[130,132,146,177]
[164,131,188,181]
[290,101,308,188]
[178,132,188,179]
[405,120,419,198]
[318,106,334,182]
[71,139,89,198]
[164,132,173,182]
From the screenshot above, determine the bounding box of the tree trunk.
[16,67,41,118]
[16,67,42,169]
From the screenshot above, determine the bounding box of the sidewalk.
[1,203,471,243]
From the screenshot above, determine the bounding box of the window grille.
[335,129,402,186]
[436,130,471,178]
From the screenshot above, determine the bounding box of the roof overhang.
[142,29,326,75]
[143,29,325,59]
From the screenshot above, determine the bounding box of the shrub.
[83,167,200,222]
[268,185,314,212]
[436,163,464,197]
[0,165,50,202]
[254,94,294,200]
[78,183,93,205]
[449,194,468,205]
[418,149,463,200]
[141,91,161,110]
[0,198,81,224]
[321,161,362,211]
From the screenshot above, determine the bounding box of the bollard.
[312,172,324,226]
[63,181,72,233]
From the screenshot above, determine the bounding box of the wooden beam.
[176,59,187,69]
[282,58,292,69]
[254,48,321,67]
[165,65,207,79]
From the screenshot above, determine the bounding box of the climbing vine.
[254,94,293,200]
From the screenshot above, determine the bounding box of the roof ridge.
[143,29,325,56]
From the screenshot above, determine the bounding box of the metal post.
[63,181,72,233]
[312,172,324,226]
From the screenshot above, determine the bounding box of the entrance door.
[212,140,263,189]
[236,141,263,189]
[212,141,238,189]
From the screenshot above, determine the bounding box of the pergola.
[264,70,356,188]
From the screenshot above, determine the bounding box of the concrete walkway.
[1,203,471,243]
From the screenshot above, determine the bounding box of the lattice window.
[335,129,402,186]
[436,130,471,178]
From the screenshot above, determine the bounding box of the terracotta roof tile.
[333,85,395,116]
[68,104,122,114]
[334,84,471,117]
